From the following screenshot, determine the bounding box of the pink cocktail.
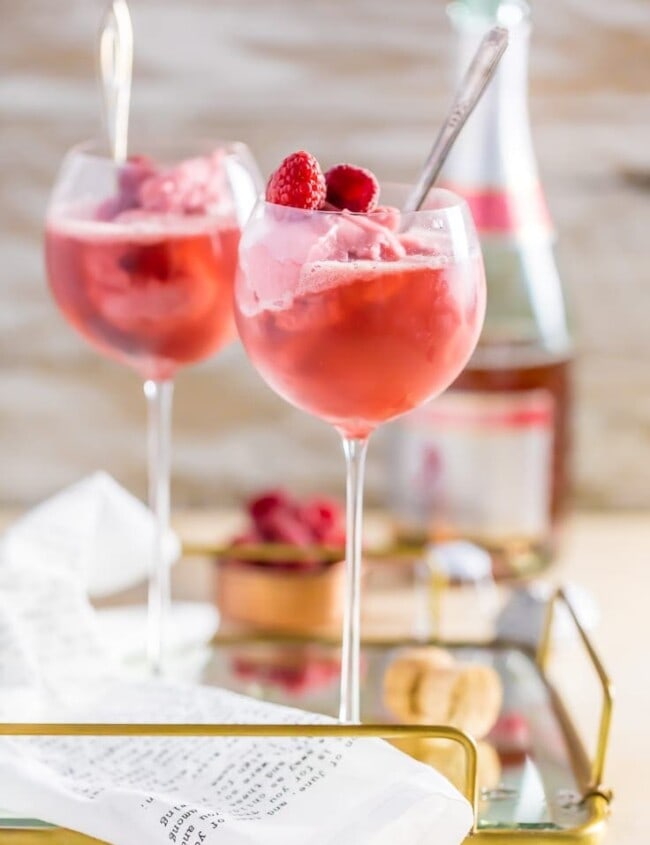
[46,216,240,381]
[235,170,486,722]
[45,141,261,672]
[237,243,484,438]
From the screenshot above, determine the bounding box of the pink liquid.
[45,218,240,381]
[236,257,485,438]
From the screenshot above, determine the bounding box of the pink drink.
[236,251,485,439]
[236,160,485,726]
[46,216,240,381]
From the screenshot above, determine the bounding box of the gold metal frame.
[0,588,613,844]
[536,588,614,801]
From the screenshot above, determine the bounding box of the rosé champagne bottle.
[390,0,572,576]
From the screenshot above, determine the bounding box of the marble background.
[0,0,649,508]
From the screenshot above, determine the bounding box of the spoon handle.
[403,26,508,214]
[98,0,133,163]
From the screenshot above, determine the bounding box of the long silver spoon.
[402,26,509,214]
[98,0,133,163]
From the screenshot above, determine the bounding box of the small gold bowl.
[215,557,346,635]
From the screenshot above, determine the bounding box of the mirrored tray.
[0,590,612,844]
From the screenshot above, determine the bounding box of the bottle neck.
[443,1,551,237]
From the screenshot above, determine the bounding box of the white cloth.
[0,476,473,845]
[2,472,181,598]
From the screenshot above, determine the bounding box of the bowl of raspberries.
[215,489,347,634]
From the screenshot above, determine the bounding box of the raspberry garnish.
[325,164,380,213]
[266,151,326,210]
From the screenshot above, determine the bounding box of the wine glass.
[45,139,262,673]
[234,186,486,722]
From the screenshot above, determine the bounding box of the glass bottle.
[389,0,572,575]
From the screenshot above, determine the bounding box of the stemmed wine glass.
[45,140,262,673]
[234,185,486,722]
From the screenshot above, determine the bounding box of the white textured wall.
[1,0,649,507]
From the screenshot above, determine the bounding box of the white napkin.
[95,602,219,662]
[0,680,473,845]
[0,476,473,845]
[2,472,181,598]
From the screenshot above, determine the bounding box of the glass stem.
[144,378,174,676]
[339,436,369,723]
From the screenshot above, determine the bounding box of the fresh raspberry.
[248,490,291,524]
[266,151,326,210]
[256,508,313,546]
[238,488,345,569]
[300,498,345,543]
[325,164,380,213]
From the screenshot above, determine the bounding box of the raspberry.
[325,164,380,213]
[248,490,290,524]
[239,488,345,569]
[257,509,313,546]
[266,151,326,210]
[300,498,345,543]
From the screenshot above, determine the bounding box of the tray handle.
[536,586,614,795]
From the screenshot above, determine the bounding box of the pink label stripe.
[418,403,554,429]
[443,182,552,234]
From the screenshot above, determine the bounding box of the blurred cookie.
[417,663,502,739]
[383,648,502,738]
[382,647,455,722]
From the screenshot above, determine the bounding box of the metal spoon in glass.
[403,26,508,214]
[98,0,133,164]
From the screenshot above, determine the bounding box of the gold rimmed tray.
[0,590,613,844]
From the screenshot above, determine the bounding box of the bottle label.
[442,182,552,237]
[393,390,554,540]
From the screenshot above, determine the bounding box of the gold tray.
[0,589,613,844]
